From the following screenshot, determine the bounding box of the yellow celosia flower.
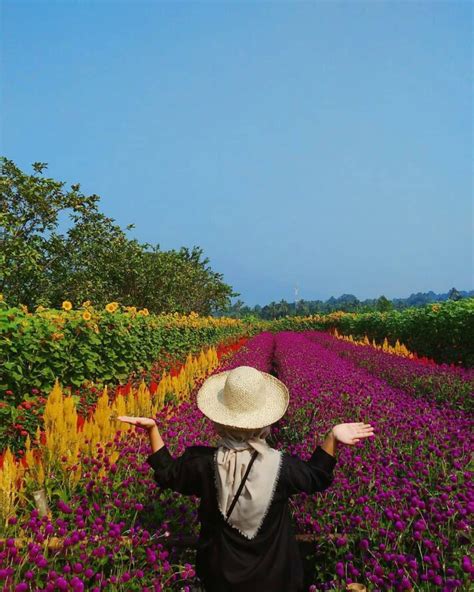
[82,311,92,321]
[141,308,149,316]
[20,304,29,313]
[62,301,73,311]
[0,293,3,301]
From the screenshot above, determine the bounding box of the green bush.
[0,303,249,397]
[267,298,474,367]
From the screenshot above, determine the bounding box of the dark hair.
[212,421,271,442]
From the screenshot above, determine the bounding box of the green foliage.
[375,295,393,312]
[0,156,236,314]
[0,303,246,397]
[218,289,473,319]
[268,298,474,367]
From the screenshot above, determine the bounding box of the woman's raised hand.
[332,422,375,446]
[116,416,157,430]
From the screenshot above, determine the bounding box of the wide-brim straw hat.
[196,365,289,429]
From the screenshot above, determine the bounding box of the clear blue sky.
[2,1,472,306]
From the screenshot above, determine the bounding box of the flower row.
[1,304,250,400]
[272,331,472,591]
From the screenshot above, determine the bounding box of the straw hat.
[196,365,289,429]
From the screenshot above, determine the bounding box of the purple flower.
[55,577,68,591]
[335,562,345,577]
[462,556,472,574]
[57,500,72,514]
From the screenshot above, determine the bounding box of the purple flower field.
[1,331,473,591]
[303,331,474,413]
[271,332,473,591]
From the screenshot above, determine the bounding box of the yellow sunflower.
[62,301,73,311]
[105,302,117,313]
[83,311,92,321]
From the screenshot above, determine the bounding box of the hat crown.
[223,366,266,413]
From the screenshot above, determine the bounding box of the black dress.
[146,443,337,592]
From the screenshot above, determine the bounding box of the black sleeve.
[283,445,337,497]
[145,445,205,497]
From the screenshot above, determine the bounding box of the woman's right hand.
[332,422,375,445]
[116,416,157,430]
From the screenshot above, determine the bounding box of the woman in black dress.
[118,365,375,592]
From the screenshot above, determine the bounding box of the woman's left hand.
[332,422,375,445]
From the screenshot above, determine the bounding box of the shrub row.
[267,298,474,367]
[1,303,254,397]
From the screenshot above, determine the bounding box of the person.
[118,365,375,592]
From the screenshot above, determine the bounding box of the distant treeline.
[217,288,473,320]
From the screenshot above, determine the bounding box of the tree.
[0,157,235,314]
[140,246,236,315]
[376,295,393,312]
[0,157,98,306]
[447,287,462,301]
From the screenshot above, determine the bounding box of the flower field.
[0,301,250,399]
[271,332,473,590]
[1,330,473,591]
[0,301,253,455]
[268,298,474,368]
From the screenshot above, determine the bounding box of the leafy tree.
[140,247,236,315]
[447,287,462,301]
[337,293,360,311]
[48,207,146,307]
[376,295,393,312]
[0,157,235,313]
[0,157,98,307]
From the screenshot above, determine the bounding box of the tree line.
[218,288,471,320]
[0,157,236,314]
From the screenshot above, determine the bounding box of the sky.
[1,0,472,307]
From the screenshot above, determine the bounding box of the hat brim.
[196,369,289,429]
